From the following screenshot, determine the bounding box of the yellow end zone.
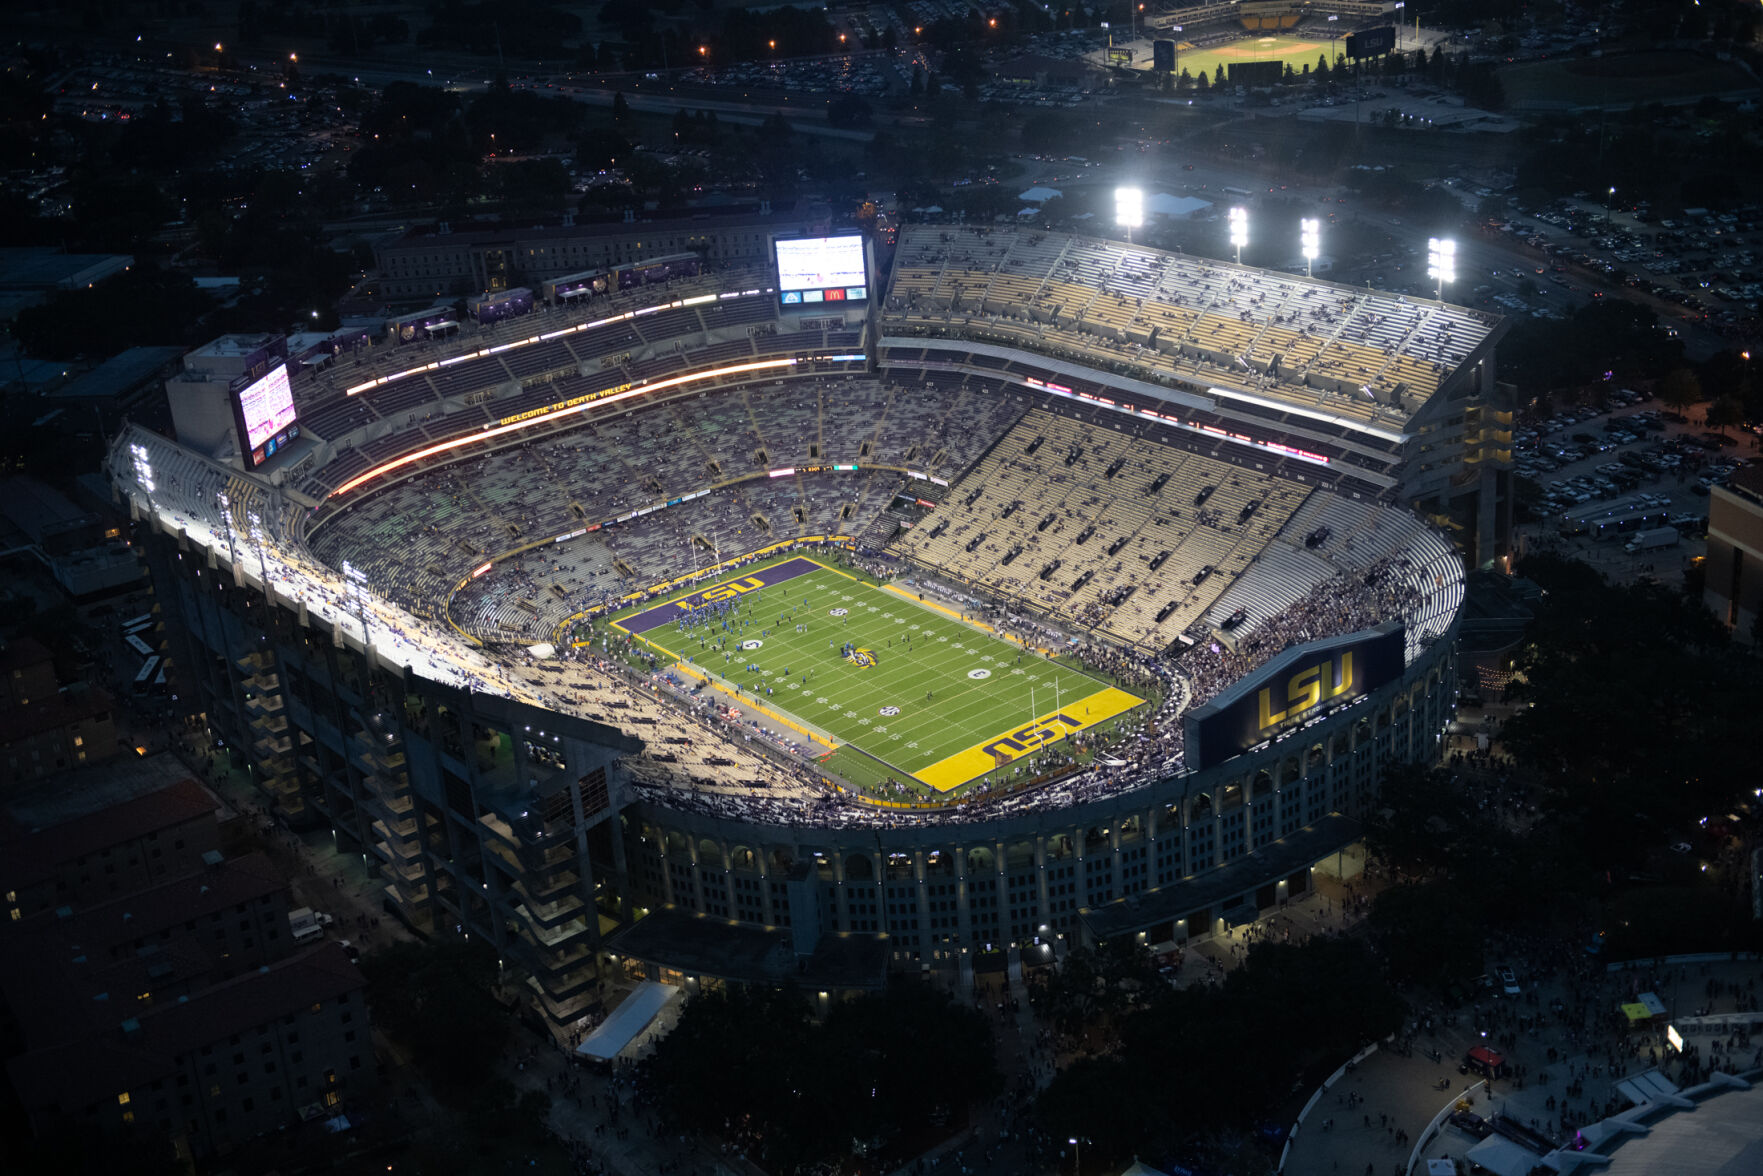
[912,686,1145,793]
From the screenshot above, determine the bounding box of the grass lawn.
[606,555,1145,793]
[1172,33,1351,83]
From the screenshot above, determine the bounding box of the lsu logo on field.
[982,712,1082,764]
[845,646,878,669]
[682,575,768,609]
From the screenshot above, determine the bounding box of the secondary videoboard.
[235,362,299,468]
[774,235,868,307]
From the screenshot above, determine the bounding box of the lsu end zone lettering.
[914,686,1144,792]
[1184,625,1405,771]
[609,556,826,637]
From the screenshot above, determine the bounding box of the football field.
[607,557,1145,793]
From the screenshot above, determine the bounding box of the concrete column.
[1108,822,1123,900]
[954,847,972,944]
[657,829,677,907]
[1033,835,1050,931]
[756,851,774,926]
[718,839,737,915]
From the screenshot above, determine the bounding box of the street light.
[1115,186,1143,244]
[1228,206,1249,265]
[1427,236,1456,300]
[1605,185,1616,221]
[1068,1135,1088,1175]
[1301,217,1320,278]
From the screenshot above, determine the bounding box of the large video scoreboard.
[774,235,868,308]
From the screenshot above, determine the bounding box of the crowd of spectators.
[113,410,1465,832]
[884,224,1495,423]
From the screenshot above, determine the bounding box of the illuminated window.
[117,1091,131,1106]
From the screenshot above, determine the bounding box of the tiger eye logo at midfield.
[845,647,878,668]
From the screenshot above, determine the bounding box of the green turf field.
[1170,33,1348,82]
[605,556,1145,794]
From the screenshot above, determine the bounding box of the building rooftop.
[0,777,218,889]
[2,750,205,832]
[0,683,113,745]
[187,333,282,359]
[48,346,184,401]
[0,852,288,1041]
[5,940,362,1119]
[0,635,55,676]
[0,247,133,291]
[1722,462,1763,506]
[380,202,799,252]
[0,475,100,544]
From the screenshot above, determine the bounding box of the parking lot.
[1483,198,1762,339]
[1512,388,1754,580]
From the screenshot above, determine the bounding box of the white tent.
[574,981,679,1062]
[1145,193,1213,218]
[1465,1134,1544,1176]
[1018,186,1063,203]
[1117,1160,1169,1176]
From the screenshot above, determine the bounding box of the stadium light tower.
[216,490,239,571]
[1228,206,1249,265]
[1427,237,1456,300]
[1115,186,1144,244]
[342,560,375,657]
[1300,218,1320,278]
[127,441,156,504]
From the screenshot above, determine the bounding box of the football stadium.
[110,207,1507,1025]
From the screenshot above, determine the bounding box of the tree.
[645,983,998,1172]
[1316,53,1330,82]
[1370,880,1487,988]
[1214,63,1226,87]
[1501,555,1763,872]
[1037,938,1403,1168]
[611,90,631,121]
[1658,366,1703,416]
[1704,395,1744,434]
[827,93,872,127]
[359,938,511,1092]
[576,126,632,170]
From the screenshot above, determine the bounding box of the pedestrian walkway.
[1282,956,1763,1176]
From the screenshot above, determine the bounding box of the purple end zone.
[616,557,825,636]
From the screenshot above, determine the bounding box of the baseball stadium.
[109,205,1508,1027]
[1119,0,1403,80]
